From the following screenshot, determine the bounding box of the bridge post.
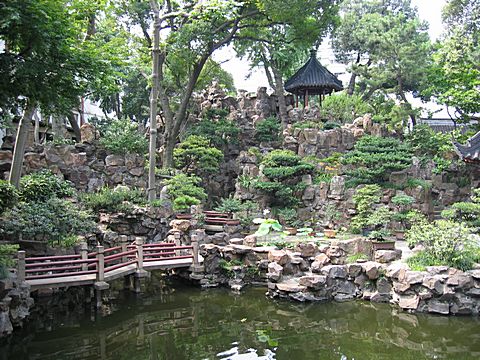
[94,245,109,309]
[190,234,204,275]
[120,235,128,263]
[17,251,26,282]
[80,242,88,271]
[174,232,181,257]
[133,237,149,293]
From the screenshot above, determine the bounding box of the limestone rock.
[399,295,420,310]
[276,282,306,293]
[347,263,363,278]
[268,249,289,266]
[322,265,347,279]
[267,262,283,282]
[296,242,318,258]
[362,262,380,280]
[169,219,191,232]
[375,249,402,263]
[299,275,327,290]
[105,154,125,167]
[243,235,257,247]
[427,299,450,315]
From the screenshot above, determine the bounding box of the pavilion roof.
[453,131,480,163]
[284,50,343,95]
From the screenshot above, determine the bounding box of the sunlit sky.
[215,0,448,107]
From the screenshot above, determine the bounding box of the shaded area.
[1,284,479,360]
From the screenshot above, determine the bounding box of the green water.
[2,283,480,360]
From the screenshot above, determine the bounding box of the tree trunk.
[52,115,64,140]
[9,101,36,188]
[271,65,289,130]
[68,112,81,142]
[397,76,416,127]
[148,0,161,201]
[33,111,40,144]
[347,72,357,96]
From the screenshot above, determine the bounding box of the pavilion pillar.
[305,89,309,108]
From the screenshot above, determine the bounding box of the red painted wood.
[26,269,97,280]
[104,259,137,273]
[26,258,97,268]
[25,254,80,261]
[26,265,82,273]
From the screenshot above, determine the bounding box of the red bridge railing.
[17,237,198,284]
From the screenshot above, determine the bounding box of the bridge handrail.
[17,237,200,284]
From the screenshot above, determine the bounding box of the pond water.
[1,282,480,360]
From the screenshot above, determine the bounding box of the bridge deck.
[26,257,195,290]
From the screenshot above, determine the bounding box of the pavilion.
[453,131,480,164]
[285,49,343,108]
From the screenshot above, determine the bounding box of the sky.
[215,0,448,115]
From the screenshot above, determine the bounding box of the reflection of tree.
[3,286,480,360]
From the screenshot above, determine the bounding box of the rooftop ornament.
[284,49,343,108]
[453,131,480,164]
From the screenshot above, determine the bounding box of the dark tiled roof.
[453,131,480,162]
[284,50,343,94]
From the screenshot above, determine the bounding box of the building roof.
[284,50,343,95]
[453,131,480,163]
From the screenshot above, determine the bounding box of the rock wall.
[0,275,34,337]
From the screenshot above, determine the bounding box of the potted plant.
[276,208,301,235]
[350,185,382,235]
[368,229,395,250]
[366,207,395,250]
[391,194,415,239]
[323,204,341,238]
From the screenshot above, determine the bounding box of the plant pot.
[176,213,192,220]
[395,231,405,240]
[324,229,337,238]
[284,227,297,236]
[371,240,396,251]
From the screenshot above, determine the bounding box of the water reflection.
[1,284,480,360]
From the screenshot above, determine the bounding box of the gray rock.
[427,299,450,315]
[398,295,420,310]
[362,262,380,280]
[375,249,402,263]
[299,275,327,290]
[376,277,392,295]
[322,265,347,279]
[268,249,289,266]
[267,262,283,282]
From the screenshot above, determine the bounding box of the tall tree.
[235,1,340,128]
[332,0,431,125]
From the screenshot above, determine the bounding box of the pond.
[1,282,480,360]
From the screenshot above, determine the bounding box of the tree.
[235,1,340,128]
[0,0,117,187]
[332,0,431,126]
[423,0,480,121]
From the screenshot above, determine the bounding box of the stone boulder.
[268,249,289,266]
[374,249,402,263]
[267,262,283,282]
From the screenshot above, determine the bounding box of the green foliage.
[100,118,148,155]
[253,150,315,207]
[247,147,263,162]
[323,122,342,130]
[0,244,19,279]
[346,252,368,263]
[441,189,480,232]
[163,174,207,212]
[253,218,283,237]
[186,118,239,148]
[406,219,478,271]
[343,135,412,186]
[218,259,243,278]
[275,208,301,228]
[19,170,75,202]
[173,135,223,175]
[320,93,372,123]
[0,198,96,245]
[255,117,281,143]
[403,178,432,190]
[350,184,382,233]
[391,194,415,207]
[0,180,19,214]
[215,196,243,214]
[406,251,444,271]
[80,187,146,213]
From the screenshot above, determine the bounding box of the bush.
[0,198,96,246]
[320,93,372,123]
[163,174,207,212]
[186,118,239,148]
[80,186,146,213]
[441,188,480,232]
[350,185,382,233]
[0,244,19,279]
[406,219,478,271]
[255,116,281,143]
[323,122,341,130]
[100,118,148,155]
[342,135,412,186]
[19,170,75,202]
[215,196,243,213]
[0,180,18,214]
[253,150,315,207]
[173,135,223,175]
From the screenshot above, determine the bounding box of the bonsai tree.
[350,184,382,234]
[391,194,415,232]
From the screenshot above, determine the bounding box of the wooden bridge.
[17,237,202,306]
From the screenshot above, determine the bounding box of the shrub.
[0,198,96,245]
[255,116,281,143]
[19,170,75,202]
[0,180,18,214]
[163,173,207,212]
[320,92,372,123]
[323,122,341,130]
[253,150,315,207]
[186,118,239,148]
[406,219,478,271]
[80,186,146,213]
[100,118,148,155]
[350,185,382,233]
[275,208,301,228]
[173,135,223,174]
[441,188,480,232]
[391,194,415,207]
[0,244,19,279]
[215,196,243,213]
[342,135,412,186]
